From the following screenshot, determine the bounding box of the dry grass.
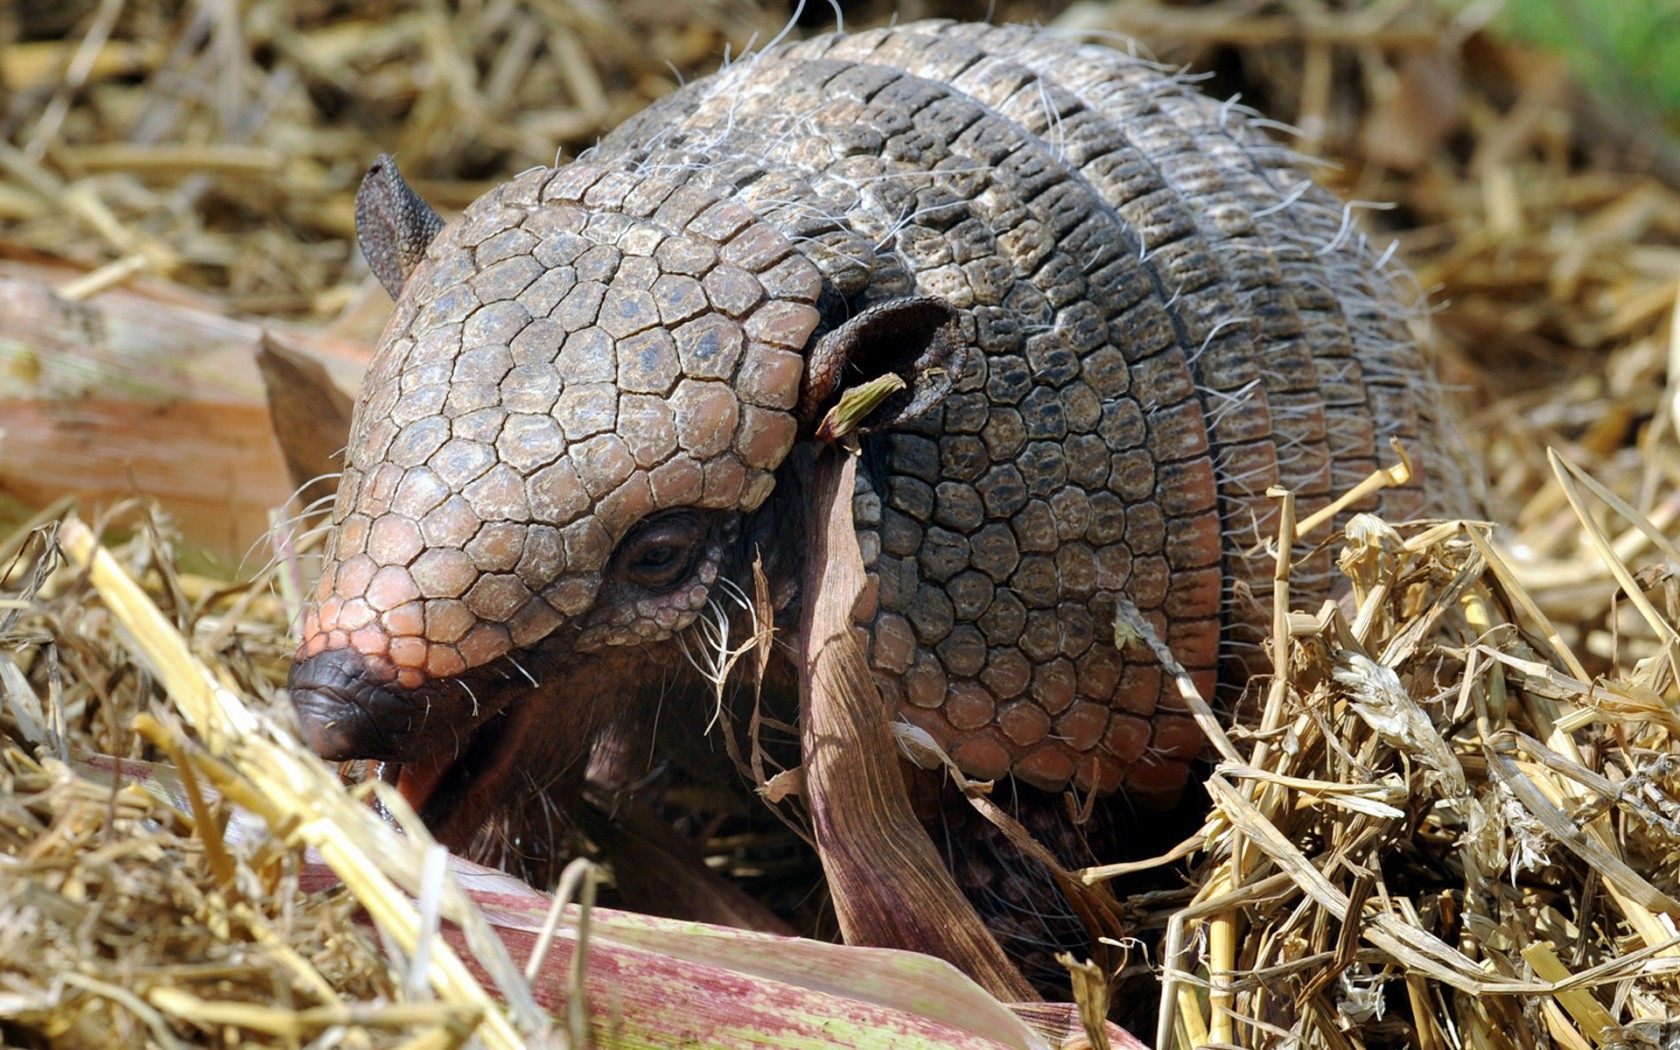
[1136,468,1680,1047]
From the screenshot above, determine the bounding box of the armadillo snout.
[288,647,456,762]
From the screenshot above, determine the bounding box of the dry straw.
[1137,449,1680,1048]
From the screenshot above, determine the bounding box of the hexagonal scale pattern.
[300,21,1475,807]
[301,163,821,687]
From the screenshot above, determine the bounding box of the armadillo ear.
[797,296,969,437]
[354,155,445,299]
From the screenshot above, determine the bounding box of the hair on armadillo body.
[291,20,1481,867]
[592,20,1475,792]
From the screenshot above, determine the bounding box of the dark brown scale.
[287,19,1481,985]
[609,47,1224,781]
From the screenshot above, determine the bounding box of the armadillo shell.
[309,20,1481,804]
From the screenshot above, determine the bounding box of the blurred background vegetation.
[1496,0,1680,120]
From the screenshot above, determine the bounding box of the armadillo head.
[287,158,961,845]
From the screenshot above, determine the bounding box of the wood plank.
[0,262,373,561]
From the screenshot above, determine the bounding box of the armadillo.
[287,18,1476,940]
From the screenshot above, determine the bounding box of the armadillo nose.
[287,648,413,762]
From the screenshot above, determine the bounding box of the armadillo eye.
[618,512,702,591]
[627,541,693,590]
[636,545,679,570]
